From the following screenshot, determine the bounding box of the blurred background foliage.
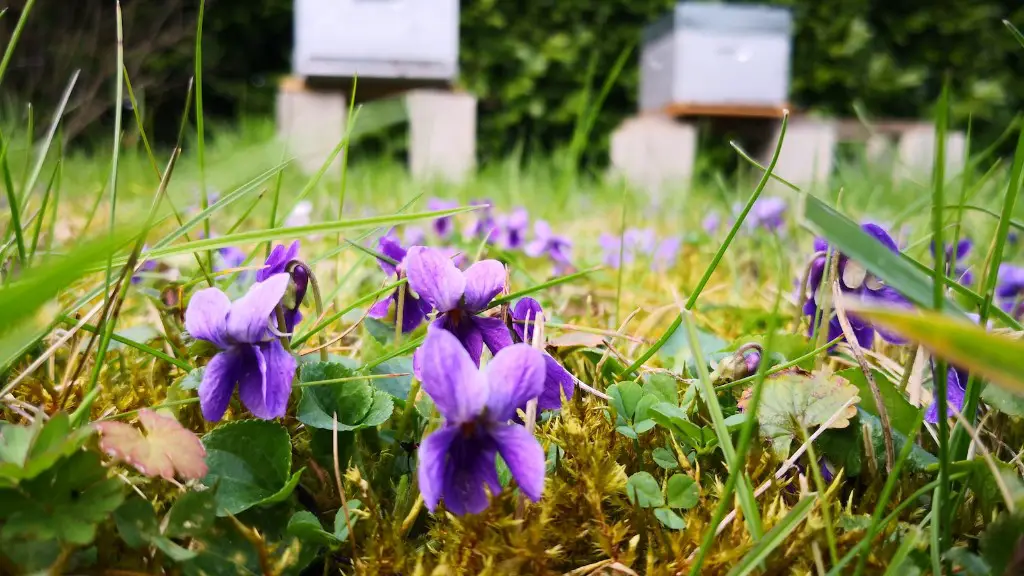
[1,0,1022,163]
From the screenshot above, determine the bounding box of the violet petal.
[483,344,546,422]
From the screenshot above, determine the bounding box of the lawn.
[3,24,1024,576]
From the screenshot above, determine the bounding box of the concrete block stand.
[896,127,967,181]
[763,117,836,191]
[275,78,347,174]
[609,114,698,197]
[405,89,477,183]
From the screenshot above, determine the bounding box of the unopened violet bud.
[743,350,761,374]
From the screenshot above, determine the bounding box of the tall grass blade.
[0,0,36,91]
[17,70,78,212]
[619,111,790,377]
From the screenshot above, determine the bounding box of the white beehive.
[293,0,459,80]
[640,3,793,112]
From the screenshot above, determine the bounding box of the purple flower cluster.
[424,197,574,274]
[802,223,910,348]
[598,228,682,271]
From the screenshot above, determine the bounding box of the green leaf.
[642,373,679,404]
[726,495,817,576]
[0,412,94,486]
[176,368,204,392]
[649,402,703,446]
[633,394,660,423]
[201,420,295,515]
[333,499,362,542]
[369,356,413,399]
[943,548,992,576]
[980,510,1024,575]
[752,369,860,457]
[153,536,198,562]
[359,389,395,429]
[804,194,965,314]
[659,323,727,372]
[615,425,638,439]
[164,488,218,539]
[625,471,664,508]
[0,450,124,546]
[0,231,131,335]
[654,507,686,530]
[634,419,656,435]
[114,497,159,548]
[837,368,917,435]
[853,306,1024,397]
[858,410,936,472]
[723,413,749,431]
[652,447,679,470]
[296,362,375,430]
[666,474,699,509]
[982,384,1024,419]
[287,510,338,547]
[608,381,643,422]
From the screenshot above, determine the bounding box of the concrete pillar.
[764,117,836,191]
[609,114,697,198]
[275,77,347,174]
[896,126,967,181]
[406,89,477,183]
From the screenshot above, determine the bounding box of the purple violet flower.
[132,245,159,284]
[931,238,974,286]
[185,274,297,421]
[258,241,305,332]
[625,228,657,255]
[464,199,498,243]
[702,212,721,235]
[426,198,459,239]
[216,246,247,272]
[525,220,573,274]
[404,226,426,247]
[416,327,546,515]
[803,223,911,348]
[497,208,529,250]
[509,298,575,411]
[997,264,1024,318]
[748,197,787,231]
[405,246,512,364]
[598,234,629,269]
[925,364,969,424]
[368,236,431,333]
[653,236,682,272]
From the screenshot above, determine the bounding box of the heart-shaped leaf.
[608,381,643,422]
[0,412,94,486]
[201,420,299,515]
[95,409,208,481]
[743,368,860,457]
[297,362,381,430]
[667,474,699,509]
[655,507,686,530]
[652,447,679,470]
[626,471,664,508]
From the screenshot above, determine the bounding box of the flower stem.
[295,261,328,363]
[394,283,406,346]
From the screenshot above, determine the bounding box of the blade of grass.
[194,0,211,272]
[1005,19,1024,48]
[27,160,59,262]
[0,0,36,90]
[619,111,790,377]
[929,82,951,556]
[689,238,786,574]
[17,70,78,214]
[120,206,479,266]
[335,77,358,288]
[61,316,191,372]
[725,495,817,576]
[0,129,25,264]
[682,310,762,540]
